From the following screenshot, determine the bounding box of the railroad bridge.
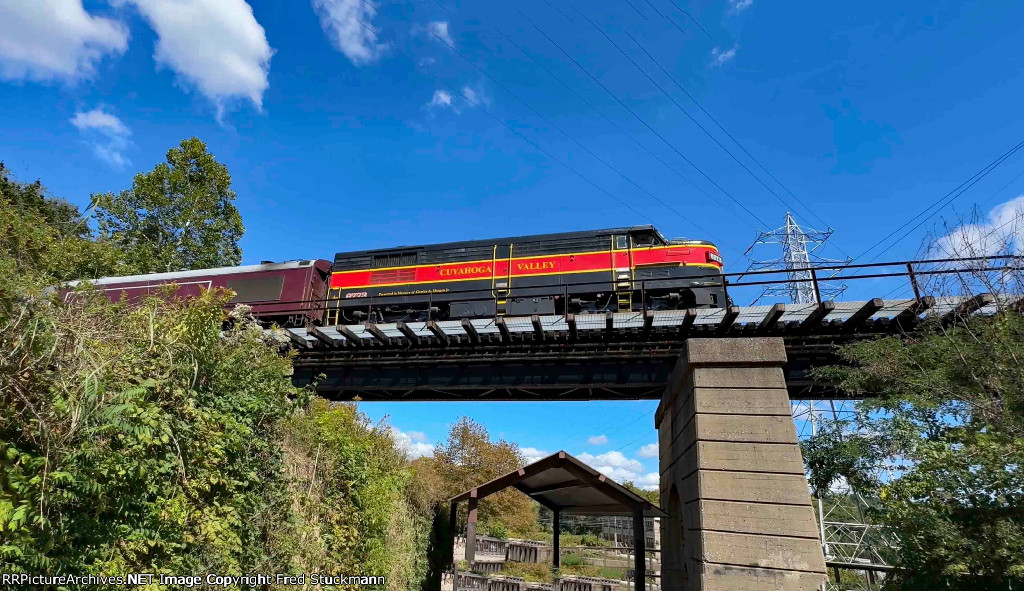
[282,291,1006,591]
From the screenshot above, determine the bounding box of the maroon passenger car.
[61,260,331,327]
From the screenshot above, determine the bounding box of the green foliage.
[0,162,88,238]
[497,561,552,582]
[418,417,538,537]
[93,137,244,273]
[620,481,659,506]
[282,399,430,589]
[0,165,126,282]
[0,158,440,590]
[809,312,1024,589]
[0,287,299,581]
[482,521,510,539]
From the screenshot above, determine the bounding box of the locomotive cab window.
[631,230,661,247]
[614,235,629,250]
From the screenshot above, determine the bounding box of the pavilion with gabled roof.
[448,451,666,591]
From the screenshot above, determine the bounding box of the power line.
[620,0,648,21]
[568,4,832,235]
[517,9,770,229]
[854,147,1024,299]
[423,0,762,247]
[636,0,689,38]
[854,138,1024,263]
[662,0,712,39]
[351,8,668,227]
[622,29,845,245]
[611,419,656,454]
[492,31,737,238]
[420,17,716,236]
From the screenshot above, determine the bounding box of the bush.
[498,561,552,582]
[483,521,510,539]
[561,553,584,567]
[0,289,299,578]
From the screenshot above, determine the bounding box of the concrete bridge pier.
[657,338,826,590]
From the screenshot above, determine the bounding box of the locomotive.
[326,225,725,323]
[62,226,726,326]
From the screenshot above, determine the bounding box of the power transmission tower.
[744,213,850,304]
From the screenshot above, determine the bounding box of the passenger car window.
[226,276,285,302]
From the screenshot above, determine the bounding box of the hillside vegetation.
[0,148,449,590]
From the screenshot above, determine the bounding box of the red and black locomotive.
[326,225,725,323]
[64,225,726,326]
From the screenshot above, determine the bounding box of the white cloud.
[424,84,488,116]
[635,472,660,491]
[413,21,454,47]
[710,45,737,67]
[390,427,435,459]
[71,108,129,136]
[124,0,273,111]
[637,443,659,458]
[587,434,608,445]
[427,21,453,46]
[0,0,128,82]
[520,447,550,465]
[460,84,490,107]
[427,88,454,109]
[70,107,131,168]
[933,196,1024,258]
[313,0,387,65]
[728,0,753,13]
[577,451,647,484]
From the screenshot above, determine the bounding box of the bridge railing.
[242,254,1024,321]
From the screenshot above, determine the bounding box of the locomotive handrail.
[63,255,1022,320]
[322,255,1019,304]
[289,260,1020,321]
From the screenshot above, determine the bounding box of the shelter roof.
[449,451,667,518]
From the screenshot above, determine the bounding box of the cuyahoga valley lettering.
[439,265,492,276]
[516,261,555,271]
[436,260,558,276]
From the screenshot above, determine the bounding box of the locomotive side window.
[614,235,628,250]
[632,230,660,247]
[372,251,418,268]
[227,276,285,302]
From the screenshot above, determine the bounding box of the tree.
[0,162,88,238]
[2,162,440,590]
[807,310,1024,589]
[93,138,244,273]
[0,165,124,281]
[420,417,538,537]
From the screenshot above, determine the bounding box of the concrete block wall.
[656,338,825,591]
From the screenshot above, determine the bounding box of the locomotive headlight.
[706,251,723,264]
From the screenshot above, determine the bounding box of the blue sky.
[3,0,1024,486]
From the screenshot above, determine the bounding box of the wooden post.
[450,500,459,590]
[552,508,561,571]
[466,489,478,570]
[633,507,646,591]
